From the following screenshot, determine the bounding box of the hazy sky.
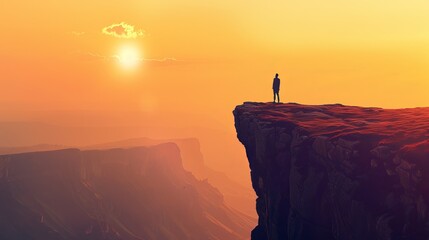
[1,0,428,115]
[1,1,428,182]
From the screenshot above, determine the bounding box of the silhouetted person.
[272,73,280,103]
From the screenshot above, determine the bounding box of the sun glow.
[116,45,141,69]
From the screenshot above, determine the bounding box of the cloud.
[102,22,145,39]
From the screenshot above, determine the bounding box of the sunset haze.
[1,0,428,192]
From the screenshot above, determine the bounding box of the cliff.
[0,144,253,240]
[0,137,257,219]
[86,137,257,217]
[234,102,429,240]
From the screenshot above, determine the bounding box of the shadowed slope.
[86,137,256,218]
[0,144,253,240]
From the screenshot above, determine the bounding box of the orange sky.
[1,0,428,183]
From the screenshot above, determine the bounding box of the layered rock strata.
[234,102,429,240]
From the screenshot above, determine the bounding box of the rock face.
[233,102,429,240]
[0,137,257,219]
[86,137,257,218]
[0,144,253,240]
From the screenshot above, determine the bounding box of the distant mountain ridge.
[0,120,250,187]
[0,144,253,240]
[86,137,256,217]
[0,144,67,155]
[0,137,256,218]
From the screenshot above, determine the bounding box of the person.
[272,73,280,103]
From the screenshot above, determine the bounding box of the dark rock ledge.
[234,102,429,240]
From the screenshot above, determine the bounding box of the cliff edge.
[0,144,253,240]
[234,102,429,240]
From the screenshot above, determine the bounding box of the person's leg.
[277,92,280,103]
[273,90,276,103]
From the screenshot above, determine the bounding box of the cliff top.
[234,102,429,159]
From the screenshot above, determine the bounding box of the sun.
[116,45,141,69]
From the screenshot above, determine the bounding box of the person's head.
[275,73,279,78]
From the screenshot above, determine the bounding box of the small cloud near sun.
[102,22,145,39]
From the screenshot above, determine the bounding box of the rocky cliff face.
[0,137,257,219]
[86,137,257,218]
[234,102,429,240]
[0,144,253,240]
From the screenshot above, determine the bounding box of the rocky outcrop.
[0,137,257,219]
[86,137,257,218]
[234,102,429,240]
[0,144,253,240]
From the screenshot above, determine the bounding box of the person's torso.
[273,78,280,88]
